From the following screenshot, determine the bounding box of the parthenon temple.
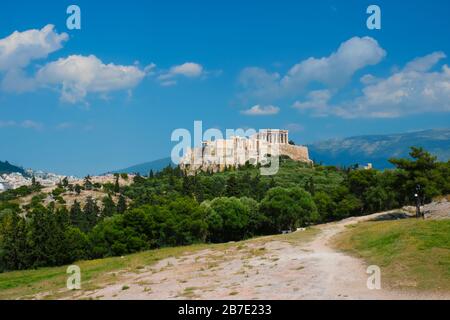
[180,129,312,173]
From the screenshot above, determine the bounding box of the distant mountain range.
[3,129,449,176]
[107,157,174,175]
[0,161,25,175]
[307,128,450,169]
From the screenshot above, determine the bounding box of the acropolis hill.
[180,129,312,173]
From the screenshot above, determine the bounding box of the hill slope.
[108,157,174,175]
[307,128,450,169]
[0,161,25,175]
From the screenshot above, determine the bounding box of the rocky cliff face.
[280,144,312,164]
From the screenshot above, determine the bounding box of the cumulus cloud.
[404,51,446,72]
[36,55,146,103]
[0,24,68,71]
[292,89,332,116]
[241,104,280,116]
[169,62,203,77]
[239,36,386,100]
[157,62,204,86]
[293,52,450,118]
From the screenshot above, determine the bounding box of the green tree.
[0,211,30,271]
[64,227,89,262]
[69,200,86,231]
[114,176,120,193]
[260,187,318,232]
[84,175,93,190]
[83,196,100,231]
[389,147,442,203]
[116,195,127,214]
[74,184,82,195]
[203,197,250,242]
[225,175,239,197]
[101,195,116,218]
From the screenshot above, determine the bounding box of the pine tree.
[101,195,116,218]
[84,175,93,190]
[116,195,127,214]
[149,170,154,178]
[62,177,69,188]
[0,212,30,270]
[28,205,60,268]
[74,184,82,195]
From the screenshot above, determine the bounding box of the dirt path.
[75,211,448,300]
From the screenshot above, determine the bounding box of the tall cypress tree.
[83,196,100,231]
[70,200,87,231]
[113,175,120,193]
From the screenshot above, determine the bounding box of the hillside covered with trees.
[0,147,449,272]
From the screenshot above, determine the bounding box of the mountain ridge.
[307,128,450,168]
[106,157,174,175]
[0,161,25,175]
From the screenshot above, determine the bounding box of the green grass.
[334,219,450,292]
[0,227,317,300]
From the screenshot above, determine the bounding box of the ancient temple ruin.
[180,129,312,173]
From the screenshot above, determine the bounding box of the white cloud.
[241,104,280,116]
[0,24,68,71]
[157,62,204,86]
[293,52,450,118]
[1,68,36,92]
[239,36,386,100]
[404,51,446,72]
[282,37,386,89]
[21,120,43,130]
[143,63,157,75]
[36,55,145,103]
[339,53,450,118]
[285,123,304,132]
[169,62,203,77]
[292,90,332,117]
[56,122,73,130]
[0,120,43,130]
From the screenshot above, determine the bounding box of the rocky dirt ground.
[69,210,449,300]
[403,196,450,220]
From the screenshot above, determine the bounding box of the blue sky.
[1,0,449,176]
